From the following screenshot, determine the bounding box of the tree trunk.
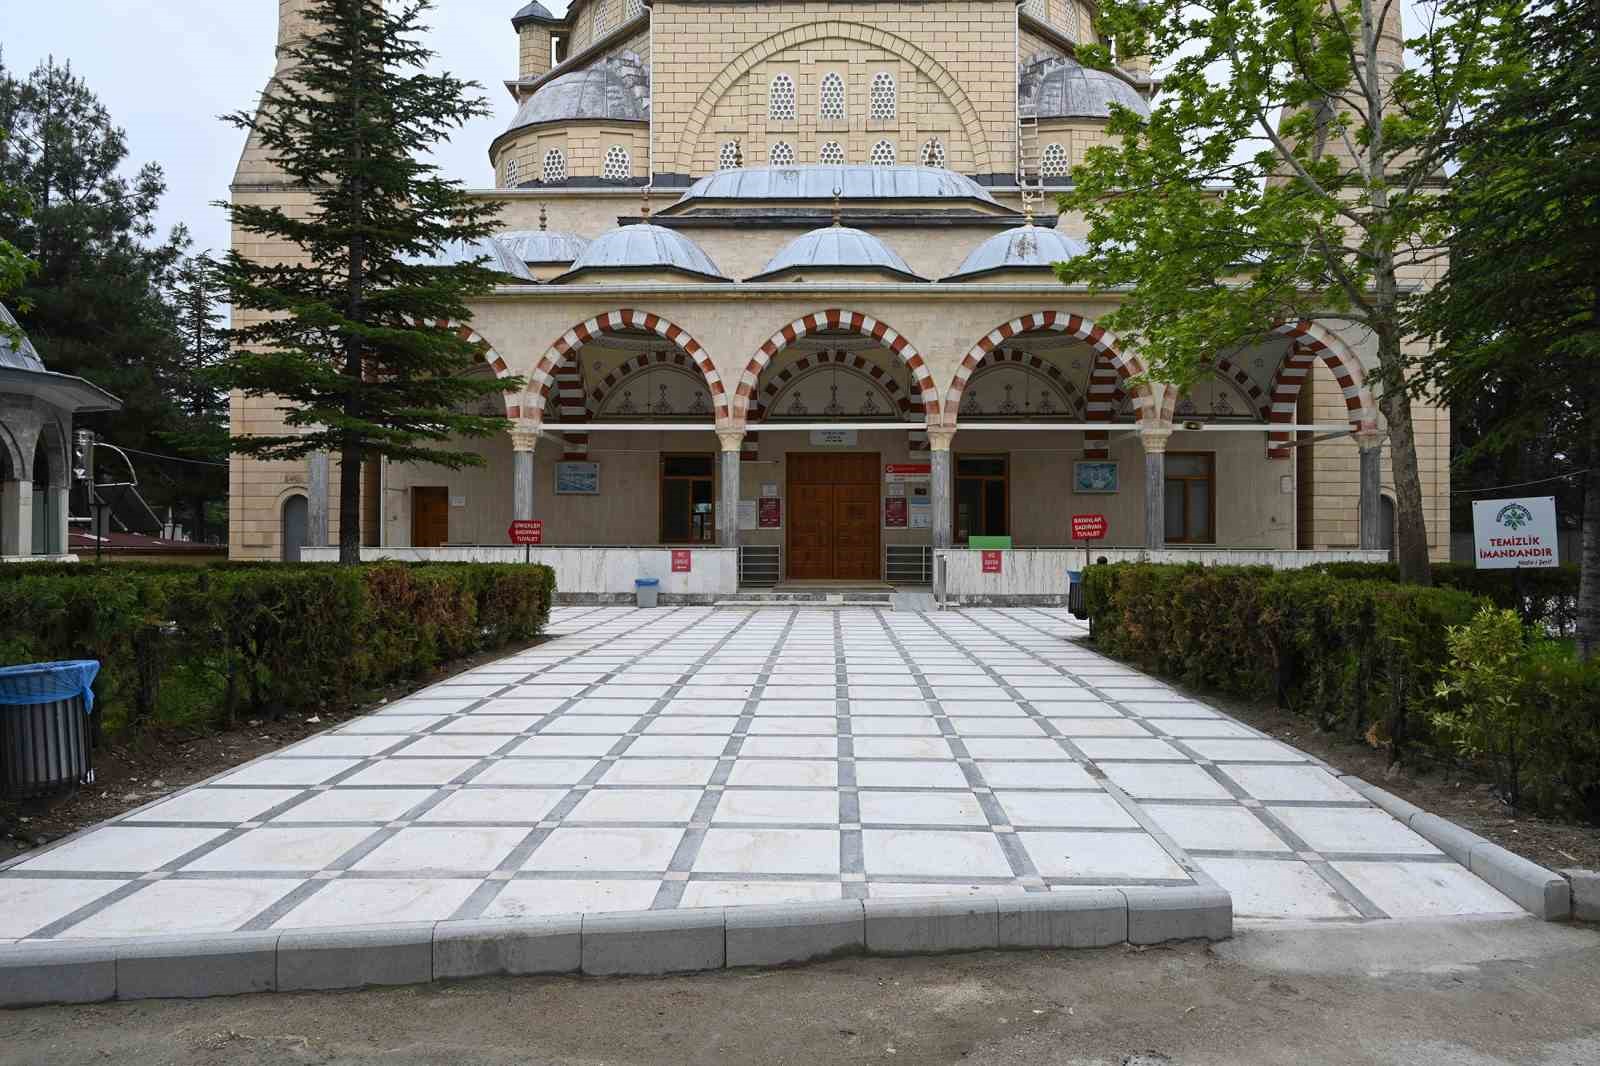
[1378,384,1433,586]
[1578,430,1600,661]
[339,444,362,564]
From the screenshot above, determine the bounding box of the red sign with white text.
[1071,514,1107,541]
[981,550,1003,574]
[671,549,692,573]
[884,463,932,483]
[507,520,543,545]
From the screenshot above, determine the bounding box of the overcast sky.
[5,1,564,260]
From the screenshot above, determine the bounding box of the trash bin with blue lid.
[0,660,98,799]
[635,578,660,609]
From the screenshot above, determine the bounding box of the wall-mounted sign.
[809,429,858,447]
[737,500,759,531]
[884,497,908,529]
[884,463,932,484]
[1071,514,1107,541]
[555,461,600,495]
[758,497,782,529]
[671,549,692,573]
[450,496,466,508]
[1471,497,1559,569]
[981,550,1003,574]
[507,520,543,545]
[1073,461,1119,494]
[760,482,779,498]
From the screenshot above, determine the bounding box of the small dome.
[557,224,727,282]
[672,165,1000,207]
[943,225,1089,281]
[748,226,922,282]
[421,236,537,281]
[1020,57,1151,120]
[511,1,559,27]
[497,228,590,265]
[506,54,648,132]
[0,303,45,373]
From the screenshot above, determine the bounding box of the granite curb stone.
[581,907,726,976]
[0,940,116,1007]
[863,895,1001,955]
[115,932,279,1000]
[434,915,583,979]
[725,900,865,967]
[997,889,1127,948]
[1559,870,1600,922]
[1123,886,1232,944]
[277,922,435,992]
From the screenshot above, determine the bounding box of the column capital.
[716,428,746,453]
[1138,426,1173,454]
[510,420,542,453]
[1354,427,1383,451]
[926,427,956,452]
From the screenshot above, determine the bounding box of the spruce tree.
[215,0,514,563]
[160,252,231,542]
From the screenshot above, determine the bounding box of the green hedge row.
[1082,563,1600,819]
[1312,561,1581,636]
[0,563,556,736]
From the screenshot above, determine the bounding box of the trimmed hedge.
[0,563,555,735]
[1313,561,1581,636]
[1083,563,1600,819]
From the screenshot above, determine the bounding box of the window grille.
[820,73,846,121]
[603,145,631,181]
[819,140,845,165]
[719,141,742,169]
[542,147,567,183]
[870,139,896,166]
[770,141,796,166]
[769,73,796,121]
[920,138,945,167]
[870,72,897,120]
[623,0,643,20]
[1041,142,1069,179]
[503,155,521,187]
[593,0,612,36]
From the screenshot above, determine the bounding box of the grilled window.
[870,139,896,166]
[769,73,796,121]
[820,72,846,121]
[542,147,567,183]
[603,144,631,181]
[770,141,796,166]
[870,71,897,120]
[819,140,845,165]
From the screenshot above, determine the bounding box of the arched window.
[870,139,896,166]
[920,138,945,167]
[818,140,845,165]
[1041,142,1069,179]
[770,141,796,166]
[870,71,897,120]
[1022,0,1046,19]
[542,147,567,183]
[503,155,521,188]
[593,0,612,36]
[719,141,743,169]
[603,144,631,181]
[819,72,846,121]
[623,0,644,20]
[769,73,796,122]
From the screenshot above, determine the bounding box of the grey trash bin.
[0,660,99,799]
[1068,570,1086,619]
[635,578,660,609]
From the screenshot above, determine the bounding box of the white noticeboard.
[737,500,759,531]
[809,429,858,447]
[1471,496,1559,569]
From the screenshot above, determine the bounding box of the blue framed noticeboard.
[555,461,600,495]
[1073,461,1119,494]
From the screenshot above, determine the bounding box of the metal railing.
[739,544,782,586]
[886,545,934,586]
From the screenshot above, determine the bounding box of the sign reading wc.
[1471,497,1559,569]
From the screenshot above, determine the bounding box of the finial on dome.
[641,185,652,221]
[832,186,842,227]
[1021,186,1039,228]
[538,203,548,231]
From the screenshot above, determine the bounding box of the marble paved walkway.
[0,606,1522,940]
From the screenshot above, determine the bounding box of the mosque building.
[229,0,1448,596]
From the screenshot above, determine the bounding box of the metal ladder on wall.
[1017,100,1041,187]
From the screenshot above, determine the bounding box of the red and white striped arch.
[432,320,522,418]
[1264,322,1377,459]
[550,357,590,460]
[1157,353,1270,424]
[735,310,940,426]
[525,310,727,427]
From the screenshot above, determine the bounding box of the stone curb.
[1338,774,1573,921]
[0,885,1230,1008]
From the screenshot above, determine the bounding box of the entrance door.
[786,452,880,581]
[412,486,450,547]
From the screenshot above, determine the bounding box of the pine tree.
[159,252,231,543]
[215,0,515,563]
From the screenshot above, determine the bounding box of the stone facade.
[227,0,1451,570]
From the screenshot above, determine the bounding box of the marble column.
[928,426,956,550]
[306,452,330,547]
[1357,429,1383,551]
[0,480,29,557]
[716,428,745,552]
[511,422,541,523]
[1140,426,1172,551]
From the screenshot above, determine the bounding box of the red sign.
[1070,514,1107,541]
[758,497,782,529]
[507,520,543,545]
[671,549,692,573]
[884,463,932,484]
[981,550,1003,574]
[884,497,908,529]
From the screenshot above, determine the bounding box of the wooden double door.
[786,452,880,581]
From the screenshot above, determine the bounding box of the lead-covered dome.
[505,53,649,133]
[497,228,590,266]
[1019,56,1151,120]
[555,223,727,282]
[670,165,1001,207]
[1,303,45,372]
[748,226,923,282]
[943,225,1089,281]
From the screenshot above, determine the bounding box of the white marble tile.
[184,826,376,872]
[1270,807,1441,855]
[859,791,987,826]
[420,788,565,823]
[960,738,1068,761]
[854,760,967,789]
[340,759,477,787]
[852,736,954,760]
[600,759,719,787]
[1332,861,1521,918]
[526,827,685,872]
[625,735,730,758]
[1146,804,1290,852]
[1019,831,1188,880]
[679,880,842,907]
[569,789,701,823]
[694,828,840,875]
[353,826,528,873]
[1074,738,1186,761]
[995,792,1139,829]
[14,827,227,873]
[483,878,660,917]
[1222,765,1364,803]
[0,878,132,937]
[473,758,598,785]
[124,788,301,825]
[1100,763,1233,801]
[214,758,361,787]
[59,879,300,937]
[862,829,1013,878]
[713,789,839,824]
[273,878,480,928]
[393,734,508,758]
[273,789,433,824]
[726,760,839,788]
[975,761,1097,790]
[1199,858,1359,919]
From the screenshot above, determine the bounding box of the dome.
[497,228,590,265]
[943,225,1089,281]
[1020,57,1151,120]
[556,223,727,282]
[748,226,923,282]
[511,1,559,27]
[505,54,649,132]
[420,236,536,281]
[0,303,45,373]
[671,165,1000,207]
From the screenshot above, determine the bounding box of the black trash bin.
[1068,570,1086,619]
[0,661,99,799]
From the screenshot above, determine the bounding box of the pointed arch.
[958,347,1084,418]
[525,309,728,427]
[1158,353,1270,423]
[735,310,939,426]
[1264,321,1378,458]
